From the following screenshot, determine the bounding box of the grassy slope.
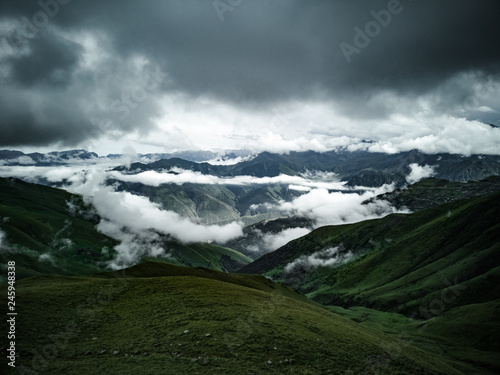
[0,177,117,278]
[1,263,463,375]
[97,261,316,307]
[240,192,500,314]
[327,304,500,375]
[240,192,500,373]
[142,242,253,273]
[308,192,500,314]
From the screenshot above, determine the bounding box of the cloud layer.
[91,187,243,244]
[0,161,408,263]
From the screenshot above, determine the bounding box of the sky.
[1,0,500,155]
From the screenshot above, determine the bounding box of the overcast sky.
[1,0,500,155]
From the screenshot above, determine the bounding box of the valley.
[2,2,500,373]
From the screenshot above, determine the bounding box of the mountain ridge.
[114,149,500,187]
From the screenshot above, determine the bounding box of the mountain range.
[0,149,99,166]
[116,149,500,186]
[3,148,500,188]
[0,149,251,166]
[1,149,500,374]
[105,149,500,227]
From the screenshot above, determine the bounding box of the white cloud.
[91,187,243,244]
[406,163,436,184]
[260,227,311,252]
[3,156,36,165]
[356,115,500,156]
[274,185,397,228]
[0,229,5,250]
[89,188,243,269]
[289,185,312,192]
[0,160,407,268]
[108,168,347,190]
[83,86,500,157]
[284,246,353,274]
[95,219,170,269]
[0,163,245,268]
[38,253,56,265]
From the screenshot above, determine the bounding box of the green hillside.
[240,192,500,312]
[240,192,500,373]
[1,262,464,375]
[0,178,251,279]
[97,261,316,307]
[0,177,117,278]
[141,242,252,273]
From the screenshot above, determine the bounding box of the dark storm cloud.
[0,87,94,146]
[0,0,499,147]
[6,31,82,87]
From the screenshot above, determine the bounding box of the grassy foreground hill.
[0,177,251,279]
[1,262,465,375]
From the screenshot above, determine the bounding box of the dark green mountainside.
[240,192,500,313]
[104,151,500,227]
[1,177,499,373]
[239,192,500,373]
[0,177,117,278]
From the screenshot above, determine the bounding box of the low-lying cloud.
[109,168,348,190]
[0,161,407,267]
[0,229,6,250]
[406,163,436,184]
[0,163,245,268]
[272,185,397,228]
[91,187,243,244]
[284,246,354,274]
[95,219,172,270]
[245,227,311,255]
